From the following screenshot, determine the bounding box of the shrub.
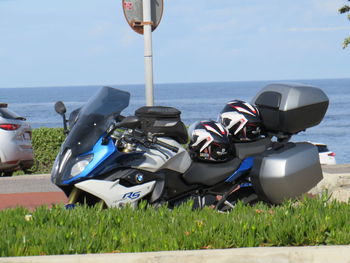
[30,128,65,174]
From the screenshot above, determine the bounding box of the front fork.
[67,187,81,204]
[66,186,106,208]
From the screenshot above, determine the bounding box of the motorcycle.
[51,84,329,211]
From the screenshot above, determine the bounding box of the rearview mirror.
[55,101,67,115]
[117,116,141,129]
[54,101,68,135]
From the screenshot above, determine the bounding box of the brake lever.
[152,145,170,160]
[142,137,170,160]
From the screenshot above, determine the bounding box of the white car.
[310,142,336,165]
[0,103,34,176]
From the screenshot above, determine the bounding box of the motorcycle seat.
[182,158,241,186]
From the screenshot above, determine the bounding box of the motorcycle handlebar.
[107,122,180,153]
[115,115,125,122]
[154,138,179,153]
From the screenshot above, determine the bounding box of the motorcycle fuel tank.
[134,137,192,174]
[251,142,323,204]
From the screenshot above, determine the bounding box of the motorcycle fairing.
[52,87,131,186]
[64,87,130,157]
[225,157,254,182]
[62,137,117,184]
[55,136,146,185]
[74,179,156,208]
[95,168,168,204]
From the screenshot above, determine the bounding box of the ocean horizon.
[1,78,349,164]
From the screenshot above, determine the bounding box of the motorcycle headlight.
[70,154,94,177]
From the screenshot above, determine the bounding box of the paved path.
[1,245,350,263]
[0,174,67,210]
[0,174,60,194]
[321,163,350,174]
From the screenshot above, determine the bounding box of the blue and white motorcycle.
[52,84,328,211]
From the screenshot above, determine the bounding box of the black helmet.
[188,120,231,162]
[218,100,261,142]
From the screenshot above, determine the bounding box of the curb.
[1,246,350,263]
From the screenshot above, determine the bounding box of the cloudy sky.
[0,0,349,88]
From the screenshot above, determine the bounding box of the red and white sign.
[122,0,164,35]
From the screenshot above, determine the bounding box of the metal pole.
[143,0,154,106]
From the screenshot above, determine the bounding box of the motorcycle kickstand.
[223,200,236,209]
[214,183,239,210]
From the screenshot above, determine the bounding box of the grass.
[1,195,350,257]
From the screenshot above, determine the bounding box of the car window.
[316,145,329,153]
[0,108,23,120]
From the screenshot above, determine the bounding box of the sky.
[0,0,349,88]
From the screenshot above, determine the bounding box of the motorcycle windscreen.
[63,86,130,157]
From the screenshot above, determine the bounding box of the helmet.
[188,120,231,162]
[218,100,261,142]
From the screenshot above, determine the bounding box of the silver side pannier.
[251,142,323,204]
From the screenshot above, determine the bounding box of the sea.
[0,78,349,164]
